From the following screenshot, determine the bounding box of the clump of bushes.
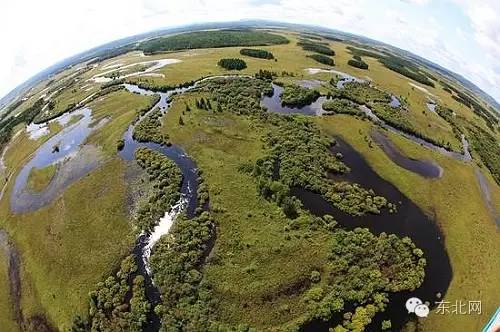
[133,108,170,145]
[71,255,150,332]
[217,58,247,70]
[134,147,183,232]
[322,98,362,116]
[280,84,320,108]
[307,54,335,66]
[240,48,274,59]
[348,58,369,70]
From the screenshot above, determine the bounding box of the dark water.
[295,137,452,331]
[119,82,203,331]
[260,83,326,116]
[371,130,442,178]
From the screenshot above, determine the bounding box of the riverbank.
[316,115,500,332]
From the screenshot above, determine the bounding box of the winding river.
[7,74,488,331]
[294,137,452,331]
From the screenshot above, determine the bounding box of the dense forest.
[307,54,335,66]
[217,58,247,70]
[298,40,336,56]
[139,30,289,54]
[239,48,274,59]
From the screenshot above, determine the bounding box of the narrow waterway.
[371,129,443,178]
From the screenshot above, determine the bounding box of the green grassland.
[0,27,497,332]
[26,164,57,192]
[0,90,157,330]
[162,92,340,327]
[316,115,500,332]
[0,246,18,331]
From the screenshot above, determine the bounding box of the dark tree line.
[240,48,274,59]
[307,54,335,66]
[298,40,335,56]
[139,30,289,54]
[347,58,369,70]
[217,58,247,70]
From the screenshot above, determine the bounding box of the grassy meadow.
[0,27,497,331]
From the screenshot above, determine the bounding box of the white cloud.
[0,0,498,103]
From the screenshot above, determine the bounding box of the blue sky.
[1,0,499,102]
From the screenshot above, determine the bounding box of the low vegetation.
[139,30,289,54]
[217,58,247,70]
[26,164,57,192]
[239,48,274,59]
[346,46,435,87]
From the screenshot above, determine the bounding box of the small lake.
[295,137,452,331]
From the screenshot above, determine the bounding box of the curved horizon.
[1,0,499,107]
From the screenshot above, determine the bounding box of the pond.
[294,137,452,331]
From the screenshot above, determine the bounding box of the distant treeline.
[138,30,289,54]
[217,58,247,70]
[297,40,335,56]
[347,46,435,87]
[239,48,274,59]
[307,54,335,66]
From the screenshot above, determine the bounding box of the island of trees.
[239,48,274,59]
[217,58,247,70]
